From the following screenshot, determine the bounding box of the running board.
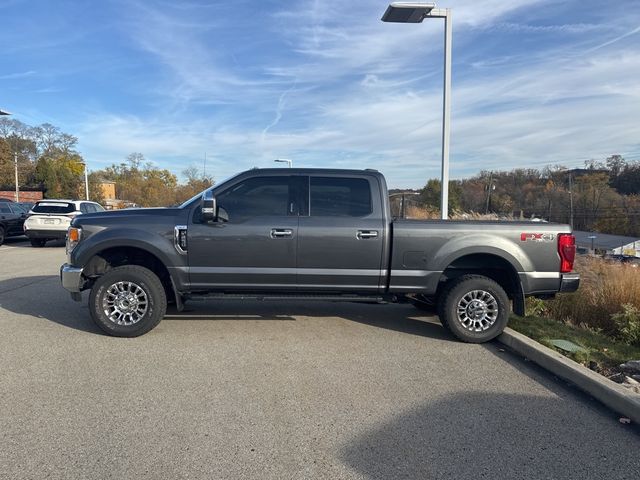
[185,293,395,303]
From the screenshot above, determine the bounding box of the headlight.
[66,227,82,254]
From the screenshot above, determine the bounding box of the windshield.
[32,201,75,214]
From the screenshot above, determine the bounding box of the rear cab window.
[32,202,75,215]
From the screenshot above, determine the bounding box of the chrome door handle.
[356,230,379,239]
[271,228,293,238]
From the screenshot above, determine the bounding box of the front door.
[187,175,302,290]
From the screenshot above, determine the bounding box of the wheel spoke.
[102,280,149,326]
[456,289,499,332]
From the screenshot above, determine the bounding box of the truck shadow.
[0,275,103,334]
[340,391,640,480]
[0,275,450,341]
[165,299,451,341]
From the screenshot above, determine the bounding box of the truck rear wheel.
[89,265,166,337]
[437,275,510,343]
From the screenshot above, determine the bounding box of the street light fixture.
[274,158,292,168]
[382,2,452,220]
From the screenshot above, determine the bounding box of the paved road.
[1,239,639,479]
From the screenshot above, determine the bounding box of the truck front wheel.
[437,275,510,343]
[89,265,167,337]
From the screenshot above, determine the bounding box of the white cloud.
[70,0,640,188]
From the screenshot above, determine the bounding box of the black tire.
[0,226,5,246]
[437,274,510,343]
[89,265,167,337]
[30,238,46,247]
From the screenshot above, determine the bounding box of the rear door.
[297,175,385,292]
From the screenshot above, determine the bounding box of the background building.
[574,230,640,257]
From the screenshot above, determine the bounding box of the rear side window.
[310,177,372,217]
[9,204,26,214]
[32,202,74,214]
[93,203,105,212]
[0,204,11,214]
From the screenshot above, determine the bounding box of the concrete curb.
[498,327,640,424]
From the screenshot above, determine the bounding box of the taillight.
[558,234,576,273]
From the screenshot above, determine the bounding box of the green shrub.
[525,296,548,317]
[612,304,640,346]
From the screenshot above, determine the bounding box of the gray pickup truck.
[60,168,579,342]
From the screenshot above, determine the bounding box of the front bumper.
[60,263,84,293]
[559,273,580,293]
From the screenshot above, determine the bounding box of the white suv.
[24,199,105,247]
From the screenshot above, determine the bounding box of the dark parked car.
[0,199,28,245]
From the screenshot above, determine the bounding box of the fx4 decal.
[520,233,555,242]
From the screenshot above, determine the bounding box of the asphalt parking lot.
[1,238,639,479]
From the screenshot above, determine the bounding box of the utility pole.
[14,152,19,202]
[568,172,574,229]
[485,172,494,214]
[204,152,207,177]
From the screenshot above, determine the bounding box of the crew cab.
[60,168,579,341]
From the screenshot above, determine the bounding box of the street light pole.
[433,7,452,220]
[381,3,452,220]
[84,163,89,200]
[14,152,19,202]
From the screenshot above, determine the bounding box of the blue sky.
[1,0,639,188]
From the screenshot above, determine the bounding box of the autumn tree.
[418,178,462,213]
[96,153,180,207]
[175,165,214,201]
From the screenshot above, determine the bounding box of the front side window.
[309,177,372,217]
[217,176,292,222]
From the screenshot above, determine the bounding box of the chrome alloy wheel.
[456,289,499,332]
[102,281,149,326]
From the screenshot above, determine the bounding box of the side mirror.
[201,190,217,222]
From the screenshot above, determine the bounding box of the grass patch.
[509,315,640,375]
[547,256,640,338]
